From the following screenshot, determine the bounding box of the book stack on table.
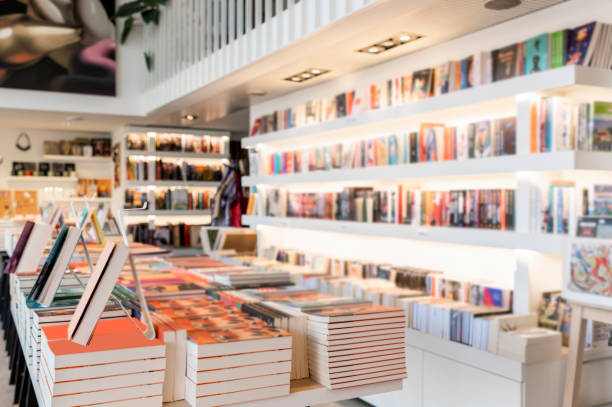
[185,316,292,407]
[39,318,166,407]
[306,304,407,389]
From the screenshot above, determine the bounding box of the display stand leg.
[563,304,586,407]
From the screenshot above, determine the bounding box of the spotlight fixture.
[183,114,199,121]
[357,32,423,55]
[247,90,267,96]
[284,68,329,83]
[483,0,521,10]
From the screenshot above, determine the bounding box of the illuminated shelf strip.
[243,152,612,186]
[242,66,612,148]
[242,215,564,254]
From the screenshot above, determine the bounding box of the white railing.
[141,0,377,113]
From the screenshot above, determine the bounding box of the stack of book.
[306,304,407,389]
[39,318,166,407]
[198,268,292,289]
[185,314,292,407]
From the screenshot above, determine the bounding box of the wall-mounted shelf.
[242,215,564,254]
[124,209,211,216]
[40,197,112,203]
[244,151,612,186]
[125,150,229,159]
[42,155,112,162]
[7,176,79,188]
[243,66,612,149]
[125,180,219,188]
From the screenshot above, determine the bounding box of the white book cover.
[187,348,291,371]
[15,223,53,274]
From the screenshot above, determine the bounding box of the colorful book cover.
[566,22,595,65]
[474,121,491,158]
[3,221,34,274]
[551,29,570,68]
[366,140,376,167]
[591,101,612,151]
[388,135,399,165]
[502,117,517,155]
[460,56,473,89]
[593,185,612,215]
[186,315,290,345]
[492,44,518,82]
[569,241,612,297]
[336,93,347,118]
[402,74,412,103]
[411,69,432,100]
[524,33,549,74]
[375,137,387,166]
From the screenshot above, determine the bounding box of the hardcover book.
[524,33,549,74]
[492,44,519,82]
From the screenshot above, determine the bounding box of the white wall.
[0,128,112,200]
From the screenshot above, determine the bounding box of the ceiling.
[0,0,568,134]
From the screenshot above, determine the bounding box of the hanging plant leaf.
[144,51,153,72]
[121,16,134,44]
[113,1,148,19]
[141,8,160,25]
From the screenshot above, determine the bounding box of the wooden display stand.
[563,303,612,407]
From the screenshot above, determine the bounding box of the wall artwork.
[0,0,116,96]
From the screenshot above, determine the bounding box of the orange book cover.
[530,100,538,153]
[187,320,290,346]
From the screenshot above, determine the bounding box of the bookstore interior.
[3,0,612,406]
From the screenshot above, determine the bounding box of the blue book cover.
[388,135,399,165]
[566,22,595,65]
[524,33,549,74]
[557,187,564,234]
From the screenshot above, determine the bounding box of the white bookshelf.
[42,154,112,162]
[243,66,612,150]
[125,209,212,216]
[243,215,564,254]
[7,176,79,188]
[125,180,219,188]
[125,150,229,160]
[243,3,612,405]
[244,151,612,186]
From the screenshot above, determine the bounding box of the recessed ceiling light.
[183,114,199,121]
[284,68,329,83]
[399,34,412,42]
[358,32,423,55]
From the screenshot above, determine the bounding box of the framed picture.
[0,0,116,96]
[563,237,612,310]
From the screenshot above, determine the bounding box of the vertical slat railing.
[142,0,375,112]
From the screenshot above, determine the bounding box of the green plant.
[112,0,167,45]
